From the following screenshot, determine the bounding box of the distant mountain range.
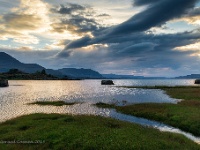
[1,52,199,79]
[175,74,200,79]
[102,74,168,79]
[58,68,103,79]
[102,74,144,79]
[0,52,103,79]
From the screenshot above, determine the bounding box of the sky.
[0,0,200,77]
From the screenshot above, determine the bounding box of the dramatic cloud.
[187,7,200,17]
[110,0,197,35]
[0,0,51,44]
[62,15,105,34]
[96,14,111,17]
[54,0,200,76]
[133,0,159,6]
[62,0,198,51]
[51,3,87,15]
[180,7,200,24]
[2,13,42,31]
[51,3,108,36]
[118,42,158,54]
[1,0,200,76]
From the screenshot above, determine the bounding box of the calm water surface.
[0,79,200,144]
[0,79,182,121]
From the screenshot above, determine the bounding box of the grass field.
[0,113,199,150]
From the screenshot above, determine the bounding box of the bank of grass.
[29,101,78,106]
[0,113,199,150]
[97,86,200,136]
[120,86,200,101]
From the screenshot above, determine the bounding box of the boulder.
[195,79,200,84]
[0,79,9,87]
[101,80,114,85]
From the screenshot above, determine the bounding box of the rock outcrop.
[194,79,200,84]
[0,79,9,87]
[101,80,114,85]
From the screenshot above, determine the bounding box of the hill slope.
[0,52,103,79]
[0,52,44,73]
[58,68,103,79]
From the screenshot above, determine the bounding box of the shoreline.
[97,86,200,137]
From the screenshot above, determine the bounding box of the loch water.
[0,79,200,144]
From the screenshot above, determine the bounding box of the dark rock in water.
[195,79,200,84]
[0,79,9,87]
[101,80,114,85]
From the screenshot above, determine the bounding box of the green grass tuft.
[28,101,78,106]
[95,102,115,108]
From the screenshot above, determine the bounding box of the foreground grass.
[97,86,200,136]
[28,101,77,106]
[0,114,199,150]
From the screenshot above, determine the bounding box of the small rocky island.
[101,80,114,85]
[194,79,200,84]
[0,79,9,87]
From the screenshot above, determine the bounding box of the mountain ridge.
[58,68,103,79]
[0,52,45,73]
[2,52,195,79]
[175,74,200,79]
[0,52,103,79]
